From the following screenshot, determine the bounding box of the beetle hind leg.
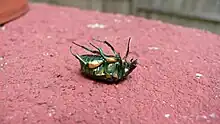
[70,46,87,64]
[71,41,100,54]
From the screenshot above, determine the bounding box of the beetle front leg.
[123,37,131,59]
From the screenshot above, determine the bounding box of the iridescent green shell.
[70,37,137,83]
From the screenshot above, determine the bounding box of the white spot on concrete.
[170,104,174,108]
[209,113,217,118]
[126,19,131,22]
[196,33,201,37]
[165,114,170,118]
[174,50,179,53]
[148,47,159,50]
[68,112,73,115]
[48,107,56,117]
[0,56,3,60]
[87,23,105,29]
[48,113,52,117]
[202,115,207,119]
[114,19,121,23]
[47,36,52,39]
[196,115,208,121]
[1,26,6,31]
[162,101,166,104]
[195,73,203,78]
[43,52,49,56]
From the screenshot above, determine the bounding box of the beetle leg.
[89,42,99,50]
[89,42,118,63]
[89,46,114,62]
[89,42,107,57]
[70,46,87,64]
[97,48,108,60]
[71,41,100,54]
[92,38,117,55]
[89,42,109,57]
[123,37,131,59]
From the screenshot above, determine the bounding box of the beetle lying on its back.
[70,37,137,83]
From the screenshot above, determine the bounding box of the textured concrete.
[0,3,220,124]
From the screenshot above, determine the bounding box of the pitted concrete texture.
[0,3,220,124]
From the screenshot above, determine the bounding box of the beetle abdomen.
[79,55,105,77]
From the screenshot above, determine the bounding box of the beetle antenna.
[123,37,131,59]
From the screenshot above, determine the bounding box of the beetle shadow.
[80,73,128,85]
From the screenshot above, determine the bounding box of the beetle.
[69,37,137,83]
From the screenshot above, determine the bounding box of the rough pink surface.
[0,3,220,124]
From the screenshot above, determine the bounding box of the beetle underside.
[70,37,137,84]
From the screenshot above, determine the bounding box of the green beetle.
[69,37,137,83]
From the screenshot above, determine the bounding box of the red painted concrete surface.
[0,3,220,124]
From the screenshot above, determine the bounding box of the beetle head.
[123,58,137,76]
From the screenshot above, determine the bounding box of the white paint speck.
[87,23,105,29]
[1,26,6,31]
[48,113,52,117]
[202,115,207,119]
[174,50,179,53]
[165,114,170,118]
[47,36,52,39]
[209,113,217,118]
[170,104,174,108]
[126,19,131,22]
[196,73,203,78]
[148,47,159,50]
[43,52,49,56]
[196,115,208,121]
[48,107,56,117]
[162,101,166,104]
[114,19,121,23]
[196,33,201,37]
